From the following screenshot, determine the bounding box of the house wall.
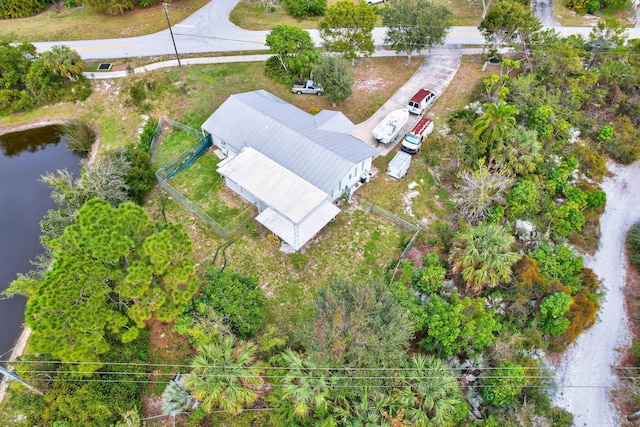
[328,158,373,201]
[225,178,257,205]
[205,132,233,157]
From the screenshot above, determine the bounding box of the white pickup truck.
[291,80,323,95]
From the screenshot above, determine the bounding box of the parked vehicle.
[401,117,434,154]
[407,88,437,115]
[365,0,385,4]
[291,80,323,95]
[387,150,411,179]
[372,108,409,144]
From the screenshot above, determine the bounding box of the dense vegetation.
[0,42,90,115]
[3,2,640,426]
[0,0,51,19]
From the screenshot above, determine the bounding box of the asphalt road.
[32,0,638,60]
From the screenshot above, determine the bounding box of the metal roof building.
[202,90,378,196]
[204,90,378,251]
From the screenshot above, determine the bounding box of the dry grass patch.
[2,0,210,42]
[552,1,635,26]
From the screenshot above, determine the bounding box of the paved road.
[32,0,639,60]
[533,0,559,27]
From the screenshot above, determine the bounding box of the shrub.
[0,0,51,19]
[605,116,640,164]
[263,56,292,84]
[290,253,309,269]
[138,117,158,152]
[481,362,527,407]
[585,0,600,13]
[283,0,326,18]
[63,119,97,155]
[628,222,640,270]
[105,145,156,205]
[138,0,159,7]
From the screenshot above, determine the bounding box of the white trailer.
[387,150,411,179]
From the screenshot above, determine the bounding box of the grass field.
[1,0,210,42]
[230,0,484,29]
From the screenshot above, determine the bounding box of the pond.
[0,125,81,361]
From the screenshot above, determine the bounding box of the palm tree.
[450,223,521,294]
[491,126,542,176]
[40,45,83,82]
[395,354,467,426]
[183,336,262,414]
[333,387,393,426]
[278,349,331,421]
[472,101,519,155]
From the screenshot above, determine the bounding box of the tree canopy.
[319,1,376,63]
[265,25,320,80]
[24,199,198,370]
[313,53,354,107]
[382,0,452,64]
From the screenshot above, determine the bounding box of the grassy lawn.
[2,0,210,42]
[552,0,635,26]
[230,0,483,30]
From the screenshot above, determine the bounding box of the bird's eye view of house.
[201,90,379,251]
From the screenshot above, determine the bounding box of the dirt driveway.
[553,159,640,426]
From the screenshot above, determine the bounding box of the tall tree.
[450,223,521,294]
[39,45,84,82]
[471,101,519,154]
[265,25,319,79]
[490,125,542,176]
[319,0,376,64]
[382,0,452,64]
[479,0,542,69]
[313,53,354,107]
[24,199,198,370]
[183,337,263,414]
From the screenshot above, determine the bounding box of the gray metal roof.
[201,90,378,193]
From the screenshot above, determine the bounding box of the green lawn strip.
[2,0,210,42]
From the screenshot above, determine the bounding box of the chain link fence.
[153,118,254,238]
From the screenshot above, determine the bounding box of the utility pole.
[162,2,182,70]
[0,365,44,396]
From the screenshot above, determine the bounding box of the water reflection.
[0,125,63,157]
[0,125,80,358]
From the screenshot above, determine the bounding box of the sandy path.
[553,160,640,426]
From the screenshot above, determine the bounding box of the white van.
[407,89,437,115]
[401,117,434,154]
[387,151,411,179]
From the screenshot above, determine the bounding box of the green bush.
[0,0,51,19]
[627,222,640,270]
[138,117,158,152]
[283,0,326,18]
[105,144,156,205]
[182,266,266,339]
[605,116,640,164]
[138,0,159,7]
[290,253,309,269]
[63,119,97,155]
[585,0,600,12]
[263,55,293,84]
[481,362,527,407]
[84,0,136,15]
